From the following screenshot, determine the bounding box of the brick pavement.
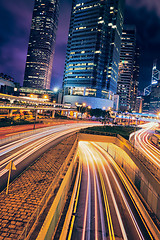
[0,134,77,240]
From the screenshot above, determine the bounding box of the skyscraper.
[130,46,140,111]
[63,0,125,109]
[23,0,59,90]
[117,25,137,111]
[150,80,160,113]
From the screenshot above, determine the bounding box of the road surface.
[130,122,160,169]
[0,123,97,190]
[66,141,154,240]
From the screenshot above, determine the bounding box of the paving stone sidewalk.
[0,134,76,240]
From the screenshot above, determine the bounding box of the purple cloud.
[126,0,160,16]
[0,0,34,84]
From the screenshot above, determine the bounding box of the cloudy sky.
[0,0,160,91]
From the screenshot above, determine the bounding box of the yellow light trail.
[81,148,91,240]
[67,160,82,240]
[93,142,153,240]
[80,142,115,240]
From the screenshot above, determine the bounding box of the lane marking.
[67,159,82,240]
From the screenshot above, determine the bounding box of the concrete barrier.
[59,156,82,240]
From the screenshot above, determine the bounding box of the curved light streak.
[80,144,91,240]
[87,143,128,240]
[93,143,145,240]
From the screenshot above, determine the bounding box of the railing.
[80,129,117,137]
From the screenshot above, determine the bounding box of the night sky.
[0,0,160,91]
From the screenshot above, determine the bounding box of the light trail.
[93,142,145,240]
[94,162,106,240]
[0,123,98,181]
[0,123,92,156]
[132,122,160,169]
[86,143,127,240]
[88,146,115,240]
[92,157,98,240]
[70,141,154,240]
[81,147,91,240]
[81,143,106,240]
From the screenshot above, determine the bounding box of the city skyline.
[0,0,160,91]
[0,1,160,239]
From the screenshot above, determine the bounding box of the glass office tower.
[23,0,59,90]
[63,0,125,108]
[117,25,137,111]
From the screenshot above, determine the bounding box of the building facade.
[63,0,125,108]
[130,46,140,111]
[23,0,59,90]
[142,95,150,113]
[150,80,160,113]
[117,25,138,112]
[0,73,16,95]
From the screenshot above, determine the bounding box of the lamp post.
[86,105,91,118]
[33,107,37,129]
[75,102,86,118]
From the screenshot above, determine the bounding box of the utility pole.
[33,108,37,129]
[5,160,16,195]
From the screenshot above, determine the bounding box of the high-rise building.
[151,60,160,85]
[63,0,125,109]
[150,80,160,113]
[117,25,137,111]
[130,46,140,111]
[144,61,160,97]
[23,0,59,90]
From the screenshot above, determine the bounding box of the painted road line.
[66,157,82,240]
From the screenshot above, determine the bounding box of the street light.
[54,87,58,93]
[43,95,48,100]
[77,102,86,118]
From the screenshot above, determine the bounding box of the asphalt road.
[130,122,160,169]
[69,141,154,240]
[0,123,97,191]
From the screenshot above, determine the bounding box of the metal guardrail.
[18,136,78,240]
[80,129,117,137]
